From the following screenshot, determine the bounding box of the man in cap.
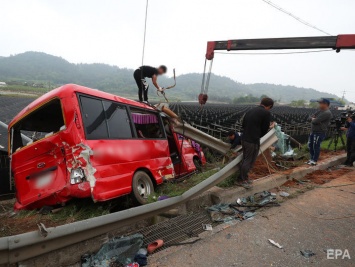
[306,98,332,166]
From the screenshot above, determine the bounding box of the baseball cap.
[317,98,330,106]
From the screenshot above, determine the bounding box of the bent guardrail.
[0,129,277,264]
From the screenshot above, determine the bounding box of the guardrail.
[0,129,277,264]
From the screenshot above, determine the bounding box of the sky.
[1,0,355,101]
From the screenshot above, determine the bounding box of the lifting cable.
[140,0,169,104]
[199,58,213,107]
[259,147,355,220]
[141,0,149,67]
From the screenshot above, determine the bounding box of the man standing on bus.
[133,65,167,103]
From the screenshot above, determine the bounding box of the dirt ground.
[148,170,355,267]
[248,149,345,180]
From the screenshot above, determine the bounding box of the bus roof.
[8,84,155,128]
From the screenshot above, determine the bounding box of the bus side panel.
[86,139,174,201]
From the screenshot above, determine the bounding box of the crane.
[199,34,355,105]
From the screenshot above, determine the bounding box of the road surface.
[149,171,355,267]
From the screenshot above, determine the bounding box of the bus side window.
[103,101,133,139]
[130,109,164,139]
[79,96,108,139]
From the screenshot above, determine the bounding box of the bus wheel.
[193,158,202,172]
[132,171,154,205]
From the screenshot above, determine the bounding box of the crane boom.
[205,34,355,60]
[199,34,355,105]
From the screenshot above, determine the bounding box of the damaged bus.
[8,84,205,209]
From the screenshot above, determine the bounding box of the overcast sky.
[1,0,355,101]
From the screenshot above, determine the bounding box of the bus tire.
[193,158,202,173]
[132,171,154,205]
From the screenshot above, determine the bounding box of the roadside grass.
[297,135,346,152]
[149,168,221,201]
[14,198,121,224]
[321,134,346,151]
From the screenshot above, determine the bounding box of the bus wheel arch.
[131,169,155,205]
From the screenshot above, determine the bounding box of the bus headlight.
[70,168,85,184]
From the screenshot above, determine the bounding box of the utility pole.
[341,90,346,101]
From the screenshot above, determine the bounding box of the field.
[169,102,343,144]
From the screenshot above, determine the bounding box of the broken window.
[130,108,165,139]
[79,95,133,140]
[10,98,65,153]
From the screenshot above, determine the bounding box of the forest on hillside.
[0,52,340,103]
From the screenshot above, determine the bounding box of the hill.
[0,52,340,103]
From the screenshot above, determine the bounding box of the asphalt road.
[149,171,355,267]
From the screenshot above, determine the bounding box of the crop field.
[169,102,343,143]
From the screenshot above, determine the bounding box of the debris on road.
[81,234,143,267]
[207,191,279,223]
[300,250,316,258]
[147,239,164,254]
[268,239,283,249]
[202,224,213,231]
[279,191,290,198]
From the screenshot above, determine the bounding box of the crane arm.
[206,34,355,60]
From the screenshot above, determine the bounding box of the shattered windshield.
[10,98,65,153]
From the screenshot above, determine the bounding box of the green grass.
[149,168,220,201]
[321,134,346,151]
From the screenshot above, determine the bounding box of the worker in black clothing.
[237,97,275,189]
[133,65,167,103]
[227,130,241,149]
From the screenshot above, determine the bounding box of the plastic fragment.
[279,191,290,197]
[202,224,213,231]
[268,239,283,249]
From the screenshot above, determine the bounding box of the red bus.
[8,84,205,209]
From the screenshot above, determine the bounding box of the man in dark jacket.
[133,65,167,103]
[227,130,241,149]
[341,114,355,166]
[306,98,332,166]
[237,98,274,188]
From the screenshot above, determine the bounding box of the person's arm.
[152,75,163,91]
[311,112,330,125]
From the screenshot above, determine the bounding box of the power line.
[141,0,149,67]
[261,0,332,36]
[215,49,333,55]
